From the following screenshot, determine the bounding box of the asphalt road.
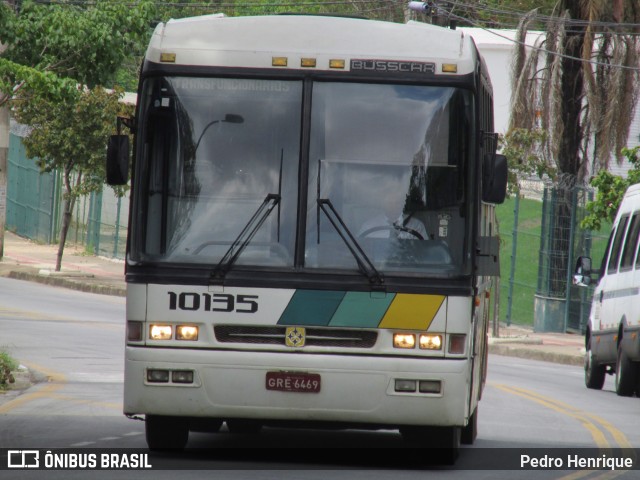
[1,277,639,479]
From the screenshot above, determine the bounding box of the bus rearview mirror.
[106,135,130,186]
[482,153,507,204]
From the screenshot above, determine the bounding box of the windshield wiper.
[210,193,280,285]
[317,198,385,289]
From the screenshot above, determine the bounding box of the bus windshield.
[132,77,473,277]
[133,77,302,267]
[306,83,471,276]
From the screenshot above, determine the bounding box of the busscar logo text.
[350,59,436,74]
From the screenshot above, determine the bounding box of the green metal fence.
[7,131,127,259]
[498,180,611,333]
[6,132,59,244]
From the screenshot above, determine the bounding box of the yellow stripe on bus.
[378,294,445,330]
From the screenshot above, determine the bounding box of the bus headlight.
[393,333,416,349]
[419,334,442,350]
[149,324,172,340]
[176,325,199,341]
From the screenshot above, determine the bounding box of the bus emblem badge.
[285,327,306,348]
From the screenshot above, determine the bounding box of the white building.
[461,27,640,177]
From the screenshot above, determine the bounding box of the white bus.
[107,13,506,461]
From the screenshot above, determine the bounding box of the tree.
[15,86,132,271]
[0,0,152,267]
[499,127,554,195]
[510,1,640,181]
[1,1,152,91]
[508,1,640,298]
[582,146,640,231]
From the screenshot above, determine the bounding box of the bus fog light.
[127,321,143,342]
[176,325,199,341]
[147,369,170,383]
[172,370,194,384]
[419,380,442,394]
[393,333,416,349]
[419,334,442,350]
[395,379,417,392]
[150,324,172,340]
[449,334,467,354]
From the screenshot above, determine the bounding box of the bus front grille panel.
[214,325,378,348]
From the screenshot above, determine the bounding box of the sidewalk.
[0,230,126,296]
[0,231,586,367]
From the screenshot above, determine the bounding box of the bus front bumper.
[124,347,472,428]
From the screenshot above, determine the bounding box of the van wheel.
[615,343,637,397]
[585,337,605,390]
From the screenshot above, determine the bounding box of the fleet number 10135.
[167,292,258,313]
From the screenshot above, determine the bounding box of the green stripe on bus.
[329,291,395,328]
[278,290,345,326]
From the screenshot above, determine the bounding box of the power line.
[445,10,640,72]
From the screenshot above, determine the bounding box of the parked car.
[574,183,640,396]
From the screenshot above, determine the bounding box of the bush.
[0,352,17,389]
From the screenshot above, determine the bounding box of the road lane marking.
[70,441,96,447]
[493,384,609,448]
[69,432,143,448]
[492,383,635,480]
[0,362,66,414]
[0,362,120,414]
[498,384,634,450]
[588,472,631,480]
[0,306,122,330]
[558,472,600,480]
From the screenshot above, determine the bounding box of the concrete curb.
[489,343,584,367]
[2,270,126,297]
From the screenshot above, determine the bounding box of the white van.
[574,183,640,396]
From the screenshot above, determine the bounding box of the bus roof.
[147,15,479,76]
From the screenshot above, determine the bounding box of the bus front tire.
[400,426,460,464]
[145,415,189,450]
[226,419,263,434]
[461,408,478,445]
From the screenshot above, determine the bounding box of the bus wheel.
[461,408,478,445]
[615,344,638,397]
[585,337,606,390]
[145,415,189,450]
[400,426,460,464]
[226,419,263,434]
[190,418,223,433]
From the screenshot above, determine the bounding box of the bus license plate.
[266,372,321,393]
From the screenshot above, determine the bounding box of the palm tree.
[511,0,640,180]
[509,0,640,314]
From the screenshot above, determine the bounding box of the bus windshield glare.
[132,77,473,277]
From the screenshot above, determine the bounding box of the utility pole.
[408,1,451,28]
[0,104,6,259]
[0,0,17,259]
[0,69,7,259]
